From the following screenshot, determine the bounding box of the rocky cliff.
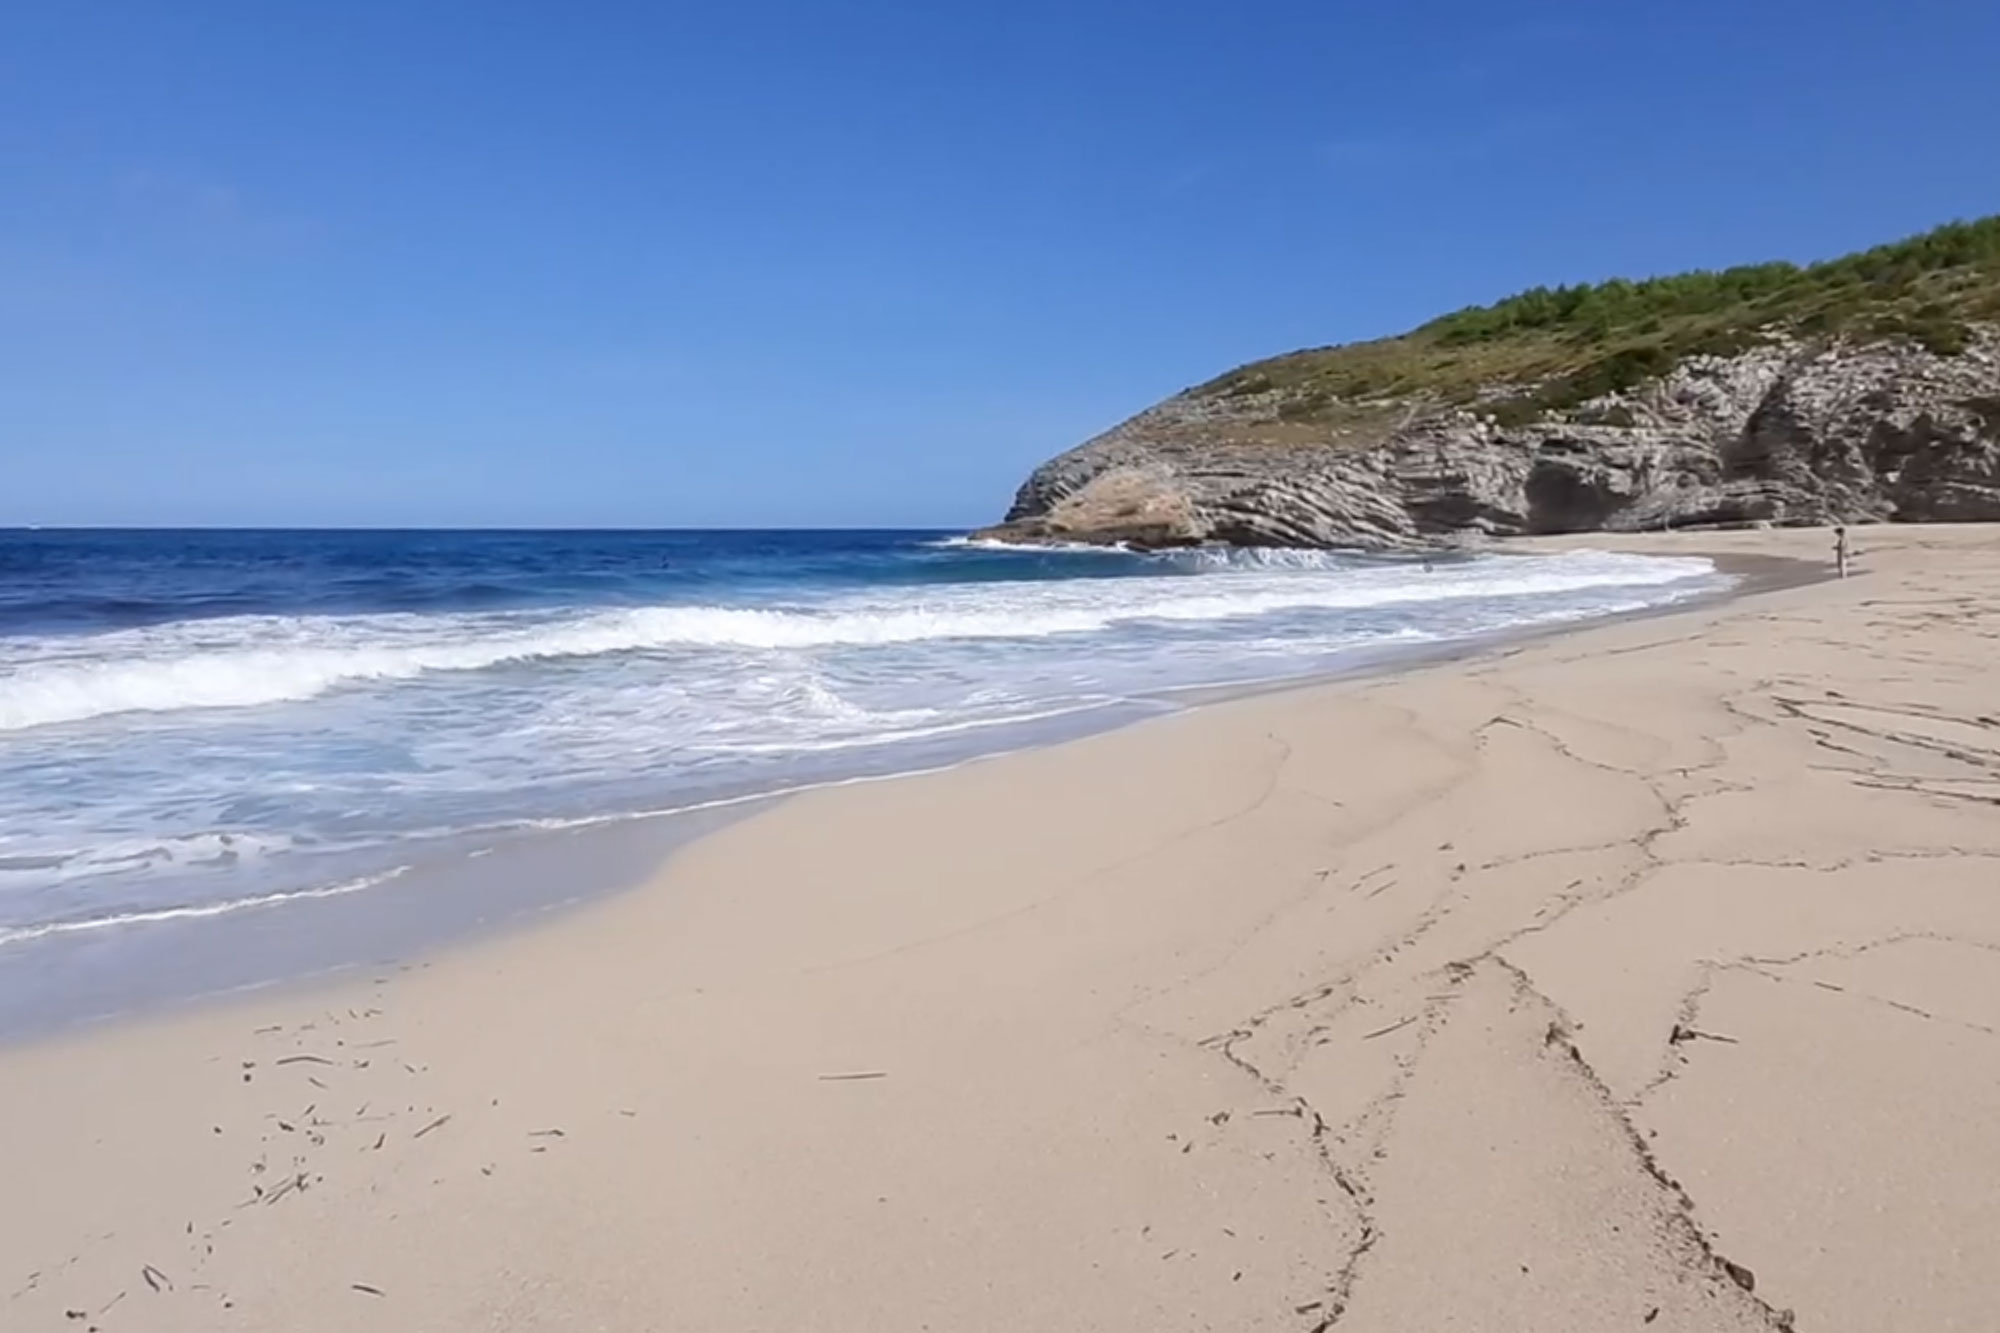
[981,220,2000,549]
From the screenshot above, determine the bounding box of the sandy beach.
[4,523,1997,1333]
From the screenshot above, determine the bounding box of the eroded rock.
[980,332,2000,549]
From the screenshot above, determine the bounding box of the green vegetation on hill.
[1197,216,2000,431]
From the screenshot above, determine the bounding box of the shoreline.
[0,543,1797,1045]
[7,525,1993,1330]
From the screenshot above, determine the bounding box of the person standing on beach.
[1835,524,1851,578]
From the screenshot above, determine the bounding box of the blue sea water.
[0,528,1727,957]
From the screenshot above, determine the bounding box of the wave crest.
[0,551,1717,732]
[0,868,407,949]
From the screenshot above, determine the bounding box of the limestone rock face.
[980,331,2000,548]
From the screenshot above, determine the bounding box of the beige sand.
[5,525,1998,1332]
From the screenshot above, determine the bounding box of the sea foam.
[0,535,1729,958]
[0,551,1712,732]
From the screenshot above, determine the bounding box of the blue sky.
[3,1,1996,528]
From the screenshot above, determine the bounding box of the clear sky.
[3,1,1996,528]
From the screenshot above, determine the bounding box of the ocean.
[0,528,1726,1014]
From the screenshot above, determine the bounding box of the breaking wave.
[0,868,408,949]
[0,529,1735,968]
[0,551,1713,732]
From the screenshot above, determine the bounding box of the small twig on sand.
[1669,1024,1740,1046]
[1361,1015,1417,1041]
[351,1283,384,1297]
[275,1055,334,1067]
[140,1265,172,1294]
[412,1114,452,1139]
[817,1071,888,1081]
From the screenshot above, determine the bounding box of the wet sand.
[4,523,1996,1332]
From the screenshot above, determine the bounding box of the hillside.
[981,217,2000,548]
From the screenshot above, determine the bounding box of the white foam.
[930,537,1379,568]
[0,829,303,882]
[0,552,1716,732]
[1152,546,1387,570]
[685,696,1134,755]
[0,867,408,949]
[926,535,1136,554]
